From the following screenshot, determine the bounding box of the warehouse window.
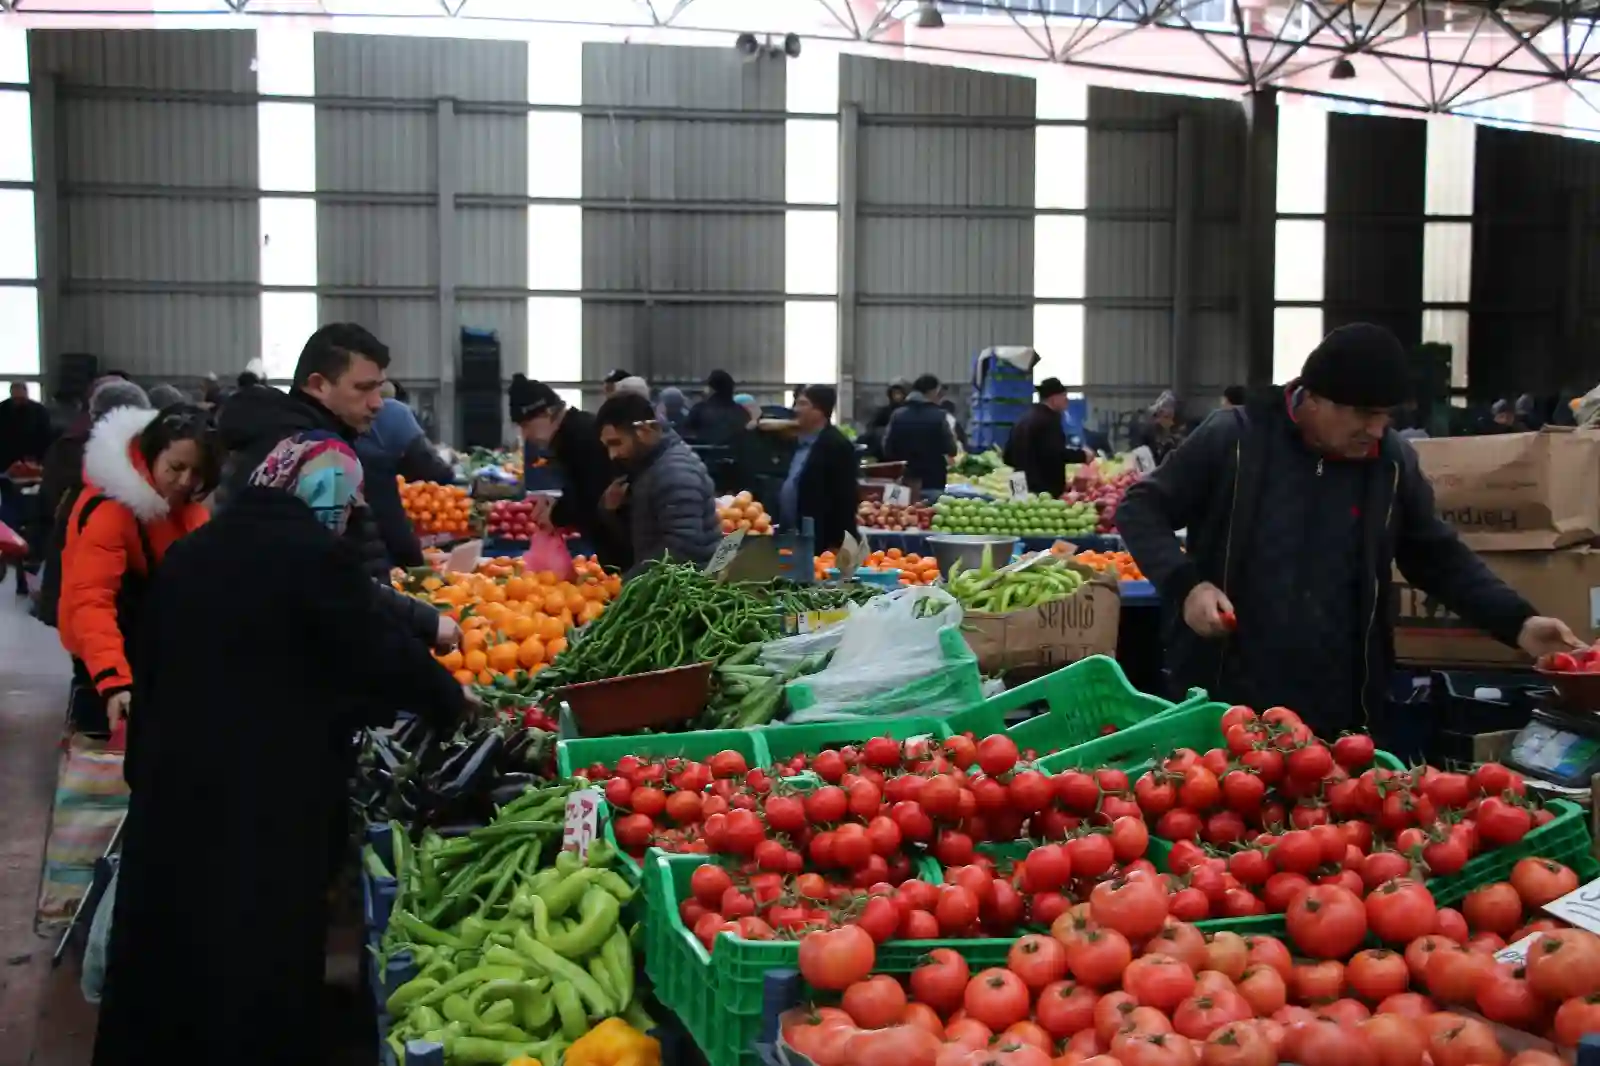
[785,120,838,205]
[785,211,838,296]
[528,297,582,382]
[1273,221,1324,302]
[785,301,838,386]
[261,292,319,381]
[0,92,31,183]
[259,103,316,193]
[1273,308,1323,383]
[1422,310,1470,390]
[255,28,314,96]
[528,114,583,200]
[1034,216,1086,301]
[528,205,583,291]
[0,189,36,281]
[260,198,318,288]
[1422,223,1471,304]
[0,286,39,377]
[788,49,840,115]
[1424,118,1474,392]
[1276,105,1327,214]
[1032,304,1084,388]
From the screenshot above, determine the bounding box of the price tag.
[1540,874,1600,933]
[796,608,852,633]
[562,788,602,858]
[704,529,747,576]
[883,483,913,507]
[1129,446,1157,475]
[444,539,483,574]
[1496,933,1544,966]
[834,530,866,580]
[1008,472,1031,500]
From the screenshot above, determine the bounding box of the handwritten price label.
[1008,472,1031,500]
[562,788,602,858]
[883,483,913,507]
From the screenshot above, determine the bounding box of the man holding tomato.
[1116,323,1582,748]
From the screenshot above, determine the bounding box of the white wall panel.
[857,306,1032,388]
[457,112,527,197]
[58,293,259,379]
[67,198,256,283]
[314,35,526,102]
[319,204,435,288]
[318,297,438,378]
[457,207,527,290]
[316,109,434,194]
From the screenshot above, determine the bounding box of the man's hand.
[601,477,629,512]
[1518,615,1584,660]
[1183,581,1236,638]
[105,691,131,729]
[434,613,462,653]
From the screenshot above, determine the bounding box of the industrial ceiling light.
[914,1,945,28]
[1330,56,1357,79]
[735,32,760,57]
[783,33,803,58]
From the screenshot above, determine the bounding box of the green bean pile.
[528,561,879,696]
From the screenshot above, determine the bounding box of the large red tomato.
[799,925,876,989]
[1090,877,1170,941]
[1511,858,1579,909]
[1283,1018,1372,1066]
[1008,933,1069,992]
[1347,949,1410,1002]
[1288,885,1368,959]
[842,975,907,1029]
[1116,1032,1199,1066]
[1069,928,1134,989]
[1475,967,1544,1031]
[1527,930,1600,1002]
[1461,882,1523,938]
[1424,945,1495,1005]
[1358,1013,1426,1066]
[1365,880,1438,945]
[1554,992,1600,1046]
[1425,1015,1505,1066]
[909,948,969,1015]
[1124,954,1199,1012]
[1172,991,1253,1039]
[1147,922,1210,972]
[1034,979,1099,1040]
[1245,935,1294,981]
[844,1025,943,1066]
[964,967,1032,1031]
[1237,965,1287,1016]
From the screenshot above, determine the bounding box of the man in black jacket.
[216,324,452,647]
[1004,377,1088,498]
[782,384,859,553]
[884,374,958,491]
[1116,323,1581,743]
[511,377,631,570]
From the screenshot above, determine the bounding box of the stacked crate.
[968,351,1034,451]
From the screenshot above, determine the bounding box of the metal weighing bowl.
[925,534,1019,577]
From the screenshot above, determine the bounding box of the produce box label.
[1411,428,1600,550]
[1393,547,1600,665]
[962,564,1120,672]
[561,788,601,858]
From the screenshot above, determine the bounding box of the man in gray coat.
[594,392,722,577]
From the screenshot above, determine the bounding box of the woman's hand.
[105,691,131,728]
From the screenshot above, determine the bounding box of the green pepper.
[552,982,587,1041]
[441,993,477,1026]
[585,838,616,869]
[588,955,618,1004]
[477,998,516,1026]
[520,984,556,1034]
[384,975,440,1015]
[471,1021,533,1042]
[391,910,464,949]
[408,1005,444,1033]
[412,965,525,1008]
[514,929,613,1015]
[528,893,552,942]
[594,870,635,903]
[541,886,621,959]
[536,866,601,919]
[482,944,541,976]
[602,925,634,1010]
[445,1035,543,1065]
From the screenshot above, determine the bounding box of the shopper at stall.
[1130,390,1181,464]
[1115,322,1582,747]
[783,384,859,552]
[602,367,632,398]
[90,433,466,1066]
[1221,385,1247,410]
[684,369,750,446]
[595,391,721,575]
[0,381,51,472]
[657,386,690,434]
[355,383,454,569]
[1004,377,1089,499]
[861,378,909,458]
[58,404,219,733]
[511,375,631,568]
[883,373,958,491]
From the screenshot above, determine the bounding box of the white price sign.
[1008,472,1031,500]
[444,539,483,574]
[562,788,602,858]
[1539,874,1600,934]
[1129,445,1157,475]
[883,483,912,507]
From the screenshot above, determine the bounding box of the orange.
[437,649,464,672]
[535,570,558,586]
[461,629,488,654]
[517,636,546,668]
[477,669,494,685]
[578,599,605,624]
[453,668,475,685]
[564,588,585,614]
[546,635,568,658]
[463,649,488,674]
[536,613,565,642]
[506,614,537,641]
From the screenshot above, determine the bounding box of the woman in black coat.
[92,433,465,1066]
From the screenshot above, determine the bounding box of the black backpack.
[35,490,154,629]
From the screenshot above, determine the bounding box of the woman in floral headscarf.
[92,432,466,1066]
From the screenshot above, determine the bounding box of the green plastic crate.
[990,656,1191,757]
[784,626,985,723]
[1033,699,1231,774]
[646,853,1010,1066]
[758,716,953,765]
[556,729,770,780]
[1427,799,1600,906]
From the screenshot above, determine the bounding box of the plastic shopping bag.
[81,864,117,1004]
[522,530,574,580]
[782,586,984,722]
[0,519,25,560]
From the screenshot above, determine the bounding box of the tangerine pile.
[718,491,772,535]
[408,554,620,685]
[399,478,476,537]
[1075,548,1145,581]
[813,548,941,585]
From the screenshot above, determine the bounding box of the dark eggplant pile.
[353,712,556,832]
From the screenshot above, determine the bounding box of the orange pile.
[399,478,475,537]
[813,547,942,586]
[718,491,772,535]
[406,554,619,685]
[1076,548,1145,580]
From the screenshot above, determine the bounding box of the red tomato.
[1116,1032,1200,1066]
[844,1025,943,1066]
[1274,830,1323,875]
[842,974,907,1028]
[1291,960,1346,1004]
[1035,979,1100,1040]
[1475,967,1543,1030]
[1124,954,1199,1012]
[1262,872,1312,913]
[1366,879,1438,945]
[1433,907,1468,943]
[690,863,733,908]
[1009,933,1070,991]
[1425,1015,1505,1066]
[1090,877,1170,941]
[1069,834,1117,879]
[1283,1017,1372,1066]
[1333,734,1376,770]
[1147,922,1209,972]
[1511,857,1579,909]
[964,967,1032,1031]
[1476,796,1532,847]
[798,925,876,990]
[1424,945,1495,1005]
[1288,885,1368,959]
[1376,992,1436,1019]
[1461,882,1523,938]
[1205,932,1250,981]
[1527,929,1600,1002]
[1201,1020,1275,1066]
[1358,1013,1426,1066]
[1093,991,1140,1043]
[908,947,968,1014]
[1348,949,1411,1002]
[1172,991,1253,1040]
[1070,927,1134,989]
[1554,992,1600,1046]
[1317,998,1372,1026]
[1237,964,1288,1016]
[977,734,1020,776]
[1245,935,1294,981]
[1111,815,1151,863]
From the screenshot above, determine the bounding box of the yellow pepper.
[564,1018,661,1066]
[504,1058,541,1066]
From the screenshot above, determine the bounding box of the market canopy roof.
[7,0,1600,132]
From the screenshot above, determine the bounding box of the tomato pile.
[779,857,1599,1066]
[1537,640,1600,674]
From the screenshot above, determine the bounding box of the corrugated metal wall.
[1471,125,1600,397]
[1323,114,1425,347]
[1085,87,1246,424]
[315,33,528,387]
[581,43,785,403]
[843,56,1034,407]
[32,29,259,379]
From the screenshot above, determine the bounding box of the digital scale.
[1508,701,1600,789]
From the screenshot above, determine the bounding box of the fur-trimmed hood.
[83,405,169,522]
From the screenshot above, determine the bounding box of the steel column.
[836,103,861,423]
[436,98,459,446]
[32,73,60,394]
[1172,113,1196,401]
[1240,87,1279,387]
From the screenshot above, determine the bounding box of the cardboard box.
[963,563,1121,672]
[1412,428,1600,550]
[1394,546,1600,665]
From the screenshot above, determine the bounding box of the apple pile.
[485,498,542,540]
[1063,470,1140,534]
[857,500,934,531]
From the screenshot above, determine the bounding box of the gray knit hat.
[146,383,187,409]
[88,379,151,418]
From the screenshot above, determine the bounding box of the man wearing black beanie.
[1116,322,1581,749]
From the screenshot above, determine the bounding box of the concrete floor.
[0,588,374,1066]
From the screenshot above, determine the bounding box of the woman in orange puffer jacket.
[59,404,219,731]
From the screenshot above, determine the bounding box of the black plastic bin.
[1426,668,1548,764]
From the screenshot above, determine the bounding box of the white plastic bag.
[783,586,967,722]
[80,865,116,1004]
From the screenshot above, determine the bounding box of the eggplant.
[488,774,544,808]
[432,731,505,800]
